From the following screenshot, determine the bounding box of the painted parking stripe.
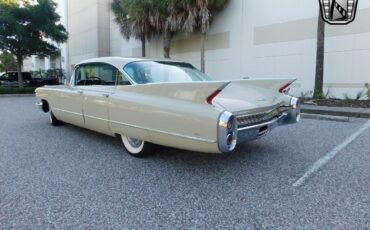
[293,120,370,187]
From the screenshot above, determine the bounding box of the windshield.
[123,61,211,84]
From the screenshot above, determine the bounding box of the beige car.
[36,57,300,157]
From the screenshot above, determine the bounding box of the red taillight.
[52,78,59,84]
[206,89,221,104]
[278,83,291,93]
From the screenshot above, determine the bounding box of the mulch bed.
[305,99,370,108]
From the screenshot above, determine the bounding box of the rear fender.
[232,78,297,92]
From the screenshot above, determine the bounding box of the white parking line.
[293,120,370,187]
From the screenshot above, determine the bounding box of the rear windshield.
[123,61,211,84]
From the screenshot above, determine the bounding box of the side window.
[75,63,127,86]
[117,71,131,86]
[98,63,116,85]
[1,73,10,80]
[75,63,102,86]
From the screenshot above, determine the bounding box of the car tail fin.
[206,89,222,105]
[231,78,296,93]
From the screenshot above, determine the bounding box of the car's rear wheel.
[49,111,63,126]
[120,135,155,158]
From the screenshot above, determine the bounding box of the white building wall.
[109,0,370,99]
[66,0,111,72]
[57,0,68,74]
[22,58,33,71]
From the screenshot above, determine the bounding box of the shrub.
[0,87,36,94]
[365,83,370,99]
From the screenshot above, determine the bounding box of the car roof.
[76,57,186,71]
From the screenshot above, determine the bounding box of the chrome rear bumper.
[236,98,300,144]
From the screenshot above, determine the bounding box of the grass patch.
[0,87,37,94]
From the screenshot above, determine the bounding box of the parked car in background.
[31,76,59,87]
[31,70,61,87]
[0,71,33,87]
[36,57,300,157]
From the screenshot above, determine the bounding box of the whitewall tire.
[120,135,155,158]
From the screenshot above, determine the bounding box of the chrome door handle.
[102,93,110,98]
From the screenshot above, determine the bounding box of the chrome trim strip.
[110,120,217,143]
[233,103,284,117]
[51,107,216,144]
[238,114,287,131]
[52,107,83,116]
[84,114,109,122]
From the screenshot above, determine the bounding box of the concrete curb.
[301,113,350,122]
[302,104,370,119]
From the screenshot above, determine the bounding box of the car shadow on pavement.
[61,122,264,165]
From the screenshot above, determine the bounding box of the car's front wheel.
[120,135,155,158]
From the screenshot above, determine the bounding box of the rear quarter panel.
[109,87,222,153]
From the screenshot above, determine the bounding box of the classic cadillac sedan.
[36,57,300,157]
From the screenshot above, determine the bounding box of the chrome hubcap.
[127,137,143,148]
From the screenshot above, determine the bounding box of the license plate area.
[258,125,269,137]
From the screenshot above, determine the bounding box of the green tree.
[314,10,325,99]
[0,52,17,72]
[0,0,68,87]
[111,0,157,57]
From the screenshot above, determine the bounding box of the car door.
[78,63,117,135]
[52,67,84,127]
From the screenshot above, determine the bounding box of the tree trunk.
[163,29,171,58]
[16,58,23,88]
[200,32,206,73]
[314,10,325,99]
[141,36,146,57]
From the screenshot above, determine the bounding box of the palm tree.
[148,0,173,58]
[170,0,229,72]
[111,0,156,57]
[314,10,325,98]
[111,0,228,61]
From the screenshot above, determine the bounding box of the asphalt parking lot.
[0,96,369,229]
